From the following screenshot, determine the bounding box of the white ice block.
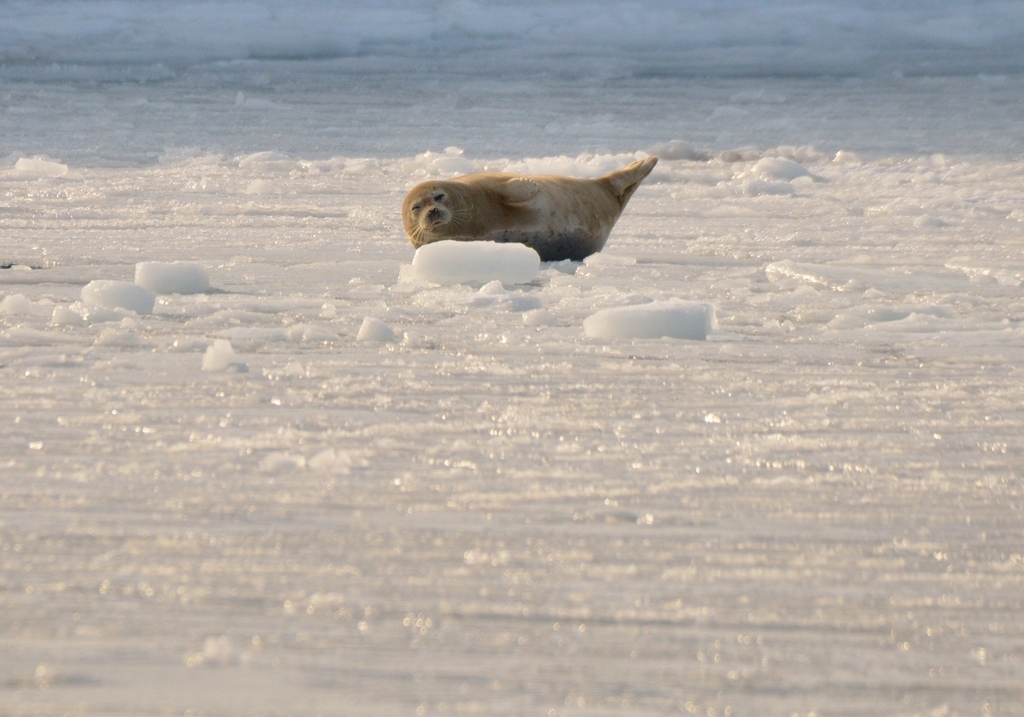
[135,262,210,294]
[201,338,247,372]
[583,299,715,340]
[749,157,810,181]
[357,317,395,342]
[14,157,68,178]
[0,294,37,315]
[410,240,540,286]
[80,280,156,315]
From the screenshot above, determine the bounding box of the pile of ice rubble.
[1,242,716,369]
[404,240,715,340]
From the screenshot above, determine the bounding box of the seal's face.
[402,182,460,247]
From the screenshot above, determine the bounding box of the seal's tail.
[603,156,658,208]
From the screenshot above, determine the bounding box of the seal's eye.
[411,204,422,213]
[433,193,445,202]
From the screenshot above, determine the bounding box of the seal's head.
[402,181,465,248]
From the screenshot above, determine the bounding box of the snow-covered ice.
[6,135,1023,717]
[135,261,210,295]
[744,157,814,182]
[408,240,541,286]
[356,316,396,342]
[0,293,50,316]
[12,157,68,178]
[2,5,1024,715]
[201,338,247,372]
[583,299,716,341]
[79,280,156,315]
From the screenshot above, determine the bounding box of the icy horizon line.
[3,52,1022,84]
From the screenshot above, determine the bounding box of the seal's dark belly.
[480,229,606,262]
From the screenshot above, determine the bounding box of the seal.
[401,157,658,261]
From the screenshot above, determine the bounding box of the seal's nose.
[426,207,443,222]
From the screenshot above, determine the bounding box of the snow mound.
[202,338,247,372]
[51,305,86,326]
[469,282,542,312]
[260,452,306,473]
[357,317,395,342]
[0,293,49,316]
[478,280,507,296]
[747,158,811,182]
[94,328,144,347]
[135,262,210,294]
[308,448,354,473]
[80,281,156,315]
[238,151,300,172]
[14,157,68,178]
[404,148,477,176]
[583,299,716,340]
[523,309,557,326]
[410,241,540,286]
[833,150,862,165]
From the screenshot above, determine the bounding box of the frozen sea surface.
[3,0,1024,77]
[2,57,1024,717]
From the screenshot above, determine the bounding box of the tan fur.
[401,157,657,262]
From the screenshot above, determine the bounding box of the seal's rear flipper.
[604,157,658,207]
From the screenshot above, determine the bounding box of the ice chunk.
[260,452,306,473]
[913,214,946,228]
[0,293,38,315]
[469,283,542,312]
[68,301,127,324]
[135,262,210,294]
[583,253,637,267]
[14,157,68,178]
[80,281,156,315]
[308,448,354,473]
[238,151,299,172]
[523,309,557,326]
[407,148,477,176]
[93,328,143,347]
[748,158,811,181]
[287,325,338,343]
[478,280,507,296]
[51,305,86,326]
[201,338,247,372]
[357,317,395,342]
[583,299,716,340]
[244,179,276,194]
[410,241,540,285]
